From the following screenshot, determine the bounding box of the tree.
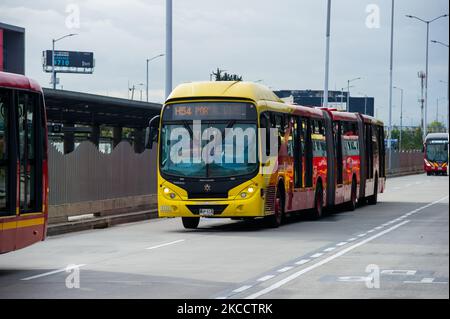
[427,121,446,133]
[212,68,243,81]
[390,126,423,151]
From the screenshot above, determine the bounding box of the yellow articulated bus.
[146,81,384,229]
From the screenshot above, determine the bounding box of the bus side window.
[260,112,271,156]
[303,118,313,188]
[335,121,343,184]
[294,116,302,188]
[0,89,11,214]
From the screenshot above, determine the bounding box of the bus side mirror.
[145,115,160,149]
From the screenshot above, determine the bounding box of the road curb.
[47,209,159,236]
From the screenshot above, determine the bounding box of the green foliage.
[390,126,424,150]
[427,121,446,133]
[212,68,243,81]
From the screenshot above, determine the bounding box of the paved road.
[0,174,448,299]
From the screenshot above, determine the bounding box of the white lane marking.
[295,259,310,265]
[347,238,357,242]
[374,226,383,230]
[404,278,448,284]
[244,196,449,299]
[244,221,410,299]
[357,233,366,237]
[367,229,375,233]
[146,239,185,250]
[277,266,293,273]
[323,247,336,252]
[21,264,87,281]
[257,275,275,282]
[233,285,253,293]
[310,253,323,258]
[336,242,347,246]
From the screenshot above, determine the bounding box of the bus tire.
[367,175,378,205]
[182,217,200,229]
[312,183,324,219]
[265,187,284,228]
[347,176,357,211]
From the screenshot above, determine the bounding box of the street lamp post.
[346,77,361,111]
[431,40,449,132]
[165,0,173,99]
[393,86,403,151]
[406,13,448,138]
[146,54,164,102]
[51,33,77,89]
[323,0,331,108]
[388,0,395,171]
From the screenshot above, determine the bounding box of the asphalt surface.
[0,174,448,299]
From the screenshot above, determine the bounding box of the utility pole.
[418,71,426,137]
[387,0,394,171]
[323,0,331,108]
[165,0,173,99]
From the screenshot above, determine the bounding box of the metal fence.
[386,150,423,175]
[48,141,157,205]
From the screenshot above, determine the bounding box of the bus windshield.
[160,102,258,178]
[426,141,448,162]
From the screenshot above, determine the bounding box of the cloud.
[0,0,448,123]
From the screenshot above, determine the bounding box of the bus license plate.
[199,208,214,216]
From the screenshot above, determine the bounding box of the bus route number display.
[166,103,254,120]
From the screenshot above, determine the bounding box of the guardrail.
[386,150,423,176]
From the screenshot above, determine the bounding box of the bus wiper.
[182,120,193,137]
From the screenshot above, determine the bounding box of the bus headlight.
[162,187,178,200]
[237,184,257,200]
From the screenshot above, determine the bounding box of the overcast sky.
[0,0,448,125]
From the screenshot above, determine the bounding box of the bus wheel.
[265,188,283,228]
[312,184,324,219]
[182,217,200,229]
[367,176,378,205]
[347,177,357,211]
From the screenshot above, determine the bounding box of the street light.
[340,85,354,110]
[406,13,448,138]
[323,0,332,108]
[146,54,164,102]
[393,86,404,151]
[346,77,361,111]
[165,0,173,99]
[357,92,368,115]
[432,39,449,133]
[52,33,77,89]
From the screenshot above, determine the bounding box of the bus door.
[15,91,45,250]
[364,123,374,195]
[0,88,16,253]
[323,112,335,207]
[289,116,312,211]
[333,121,344,204]
[357,116,366,200]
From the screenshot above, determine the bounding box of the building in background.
[0,22,25,75]
[274,89,375,116]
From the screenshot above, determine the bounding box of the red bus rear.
[0,71,48,254]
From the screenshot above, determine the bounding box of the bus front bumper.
[158,194,266,218]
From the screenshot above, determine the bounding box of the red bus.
[0,71,48,253]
